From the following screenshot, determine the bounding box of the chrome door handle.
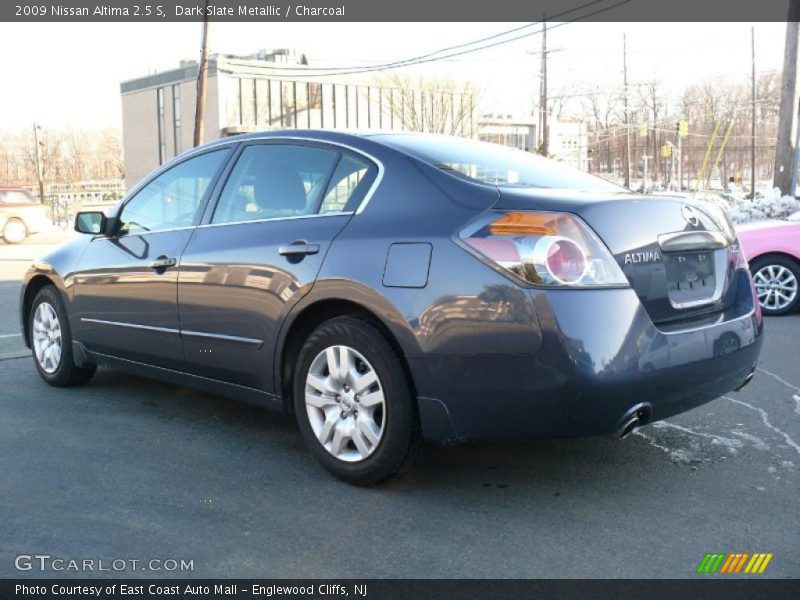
[149,256,177,269]
[278,242,320,257]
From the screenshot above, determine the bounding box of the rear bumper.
[410,274,763,443]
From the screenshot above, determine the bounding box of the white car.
[0,187,49,244]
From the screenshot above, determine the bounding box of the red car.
[737,219,800,315]
[0,187,49,244]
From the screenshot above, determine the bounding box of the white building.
[548,116,589,171]
[476,114,537,152]
[120,50,476,188]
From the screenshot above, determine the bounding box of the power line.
[227,0,611,75]
[218,0,631,79]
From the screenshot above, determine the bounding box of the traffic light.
[661,144,672,158]
[677,120,688,138]
[639,121,648,137]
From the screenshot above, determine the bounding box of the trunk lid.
[495,189,738,324]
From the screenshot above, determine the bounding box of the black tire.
[29,285,96,387]
[749,255,800,316]
[293,316,426,485]
[2,218,27,244]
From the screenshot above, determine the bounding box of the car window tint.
[319,155,370,214]
[120,149,230,235]
[212,144,339,224]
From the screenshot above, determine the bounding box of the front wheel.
[29,285,96,386]
[750,255,800,316]
[293,316,425,485]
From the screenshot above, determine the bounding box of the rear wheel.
[293,316,425,485]
[3,218,27,244]
[750,255,800,316]
[29,286,96,386]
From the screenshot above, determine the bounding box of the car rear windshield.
[373,134,625,193]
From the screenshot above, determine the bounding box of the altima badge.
[624,251,661,264]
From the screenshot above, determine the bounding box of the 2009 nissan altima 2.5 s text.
[20,131,763,485]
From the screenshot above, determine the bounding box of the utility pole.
[539,16,549,155]
[643,154,650,193]
[622,33,631,189]
[751,26,757,199]
[774,4,800,196]
[32,124,46,210]
[193,0,210,148]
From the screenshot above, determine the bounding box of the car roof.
[195,129,443,153]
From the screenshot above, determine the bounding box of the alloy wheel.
[304,344,386,462]
[754,264,798,312]
[32,301,62,374]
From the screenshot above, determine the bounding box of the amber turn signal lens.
[487,212,559,236]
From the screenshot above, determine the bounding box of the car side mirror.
[74,211,107,235]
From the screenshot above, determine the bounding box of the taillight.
[460,211,629,288]
[730,238,749,270]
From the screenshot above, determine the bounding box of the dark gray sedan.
[20,131,763,484]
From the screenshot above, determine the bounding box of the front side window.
[119,149,230,235]
[212,144,339,224]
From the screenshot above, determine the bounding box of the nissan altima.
[20,131,763,484]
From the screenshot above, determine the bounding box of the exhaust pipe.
[617,415,640,439]
[611,403,651,440]
[734,368,756,391]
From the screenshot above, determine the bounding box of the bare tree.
[0,127,124,187]
[374,73,480,136]
[639,78,666,181]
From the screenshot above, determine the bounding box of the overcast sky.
[0,21,787,131]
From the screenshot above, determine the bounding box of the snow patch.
[724,396,800,456]
[731,430,770,451]
[727,188,800,223]
[651,421,743,452]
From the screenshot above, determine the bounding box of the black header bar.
[1,0,795,22]
[2,579,799,600]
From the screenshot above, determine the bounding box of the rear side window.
[212,144,339,224]
[319,155,372,214]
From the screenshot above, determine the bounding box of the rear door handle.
[149,256,177,269]
[278,241,320,257]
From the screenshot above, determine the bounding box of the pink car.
[736,219,800,315]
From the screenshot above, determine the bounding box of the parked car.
[736,219,800,315]
[0,187,49,243]
[19,132,763,484]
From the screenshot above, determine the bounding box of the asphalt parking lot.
[0,234,798,579]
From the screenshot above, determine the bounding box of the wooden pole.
[773,8,800,195]
[537,16,549,155]
[193,0,210,148]
[32,124,46,213]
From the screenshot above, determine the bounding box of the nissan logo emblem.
[681,204,701,227]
